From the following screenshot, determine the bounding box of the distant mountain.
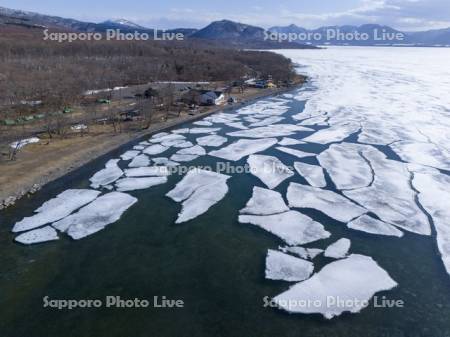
[269,24,450,46]
[191,19,315,49]
[101,19,147,30]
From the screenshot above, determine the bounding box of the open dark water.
[1,91,450,337]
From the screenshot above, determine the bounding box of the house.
[199,90,225,106]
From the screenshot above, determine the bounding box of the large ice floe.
[13,189,101,232]
[412,171,450,276]
[273,254,397,319]
[166,169,230,224]
[52,192,137,240]
[239,210,330,246]
[239,187,289,216]
[120,150,140,161]
[209,138,278,161]
[343,148,430,235]
[324,238,351,259]
[176,145,206,156]
[287,183,366,222]
[278,137,305,146]
[128,154,150,168]
[143,144,169,155]
[293,162,326,188]
[116,177,167,192]
[317,143,373,190]
[265,250,314,282]
[276,146,316,159]
[247,155,294,189]
[390,141,450,171]
[227,125,312,139]
[90,159,123,188]
[124,167,170,177]
[347,215,403,237]
[302,122,360,144]
[15,226,59,245]
[196,135,228,147]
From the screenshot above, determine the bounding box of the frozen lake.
[1,46,450,336]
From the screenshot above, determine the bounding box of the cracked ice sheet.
[240,187,289,216]
[279,246,323,260]
[324,238,351,259]
[12,189,101,232]
[303,122,360,144]
[116,177,167,192]
[287,183,366,223]
[52,192,137,240]
[227,125,312,139]
[90,159,123,188]
[239,210,330,246]
[343,148,430,235]
[348,215,403,237]
[413,172,450,276]
[294,162,326,188]
[15,226,59,245]
[166,169,230,224]
[266,250,314,282]
[317,143,374,190]
[247,155,294,189]
[390,141,450,171]
[128,154,150,168]
[273,254,397,319]
[196,135,227,147]
[209,138,278,161]
[276,147,316,159]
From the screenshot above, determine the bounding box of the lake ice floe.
[209,138,278,161]
[347,215,403,237]
[273,254,397,319]
[196,135,228,147]
[276,146,316,159]
[15,226,59,245]
[287,183,366,223]
[176,145,206,156]
[120,150,140,161]
[116,177,168,192]
[324,238,351,259]
[343,148,430,235]
[249,116,284,127]
[303,122,360,144]
[279,246,323,260]
[193,121,213,126]
[143,144,169,155]
[239,211,331,246]
[293,162,326,188]
[166,169,230,223]
[317,143,373,190]
[90,159,123,188]
[170,154,199,162]
[172,141,194,148]
[266,250,314,282]
[150,134,184,143]
[128,154,150,168]
[227,125,311,139]
[52,192,137,240]
[247,155,294,189]
[412,171,450,276]
[12,189,101,232]
[152,157,180,166]
[278,137,305,146]
[240,187,289,216]
[125,167,170,177]
[390,141,450,171]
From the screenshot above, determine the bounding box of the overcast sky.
[1,0,449,31]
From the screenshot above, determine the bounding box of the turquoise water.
[1,93,450,337]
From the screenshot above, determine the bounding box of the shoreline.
[0,84,302,210]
